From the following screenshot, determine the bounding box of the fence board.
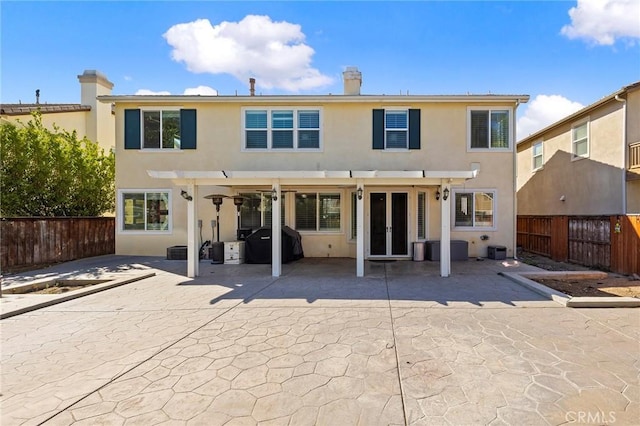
[0,217,115,272]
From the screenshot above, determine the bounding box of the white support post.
[356,180,365,277]
[187,182,199,278]
[272,181,282,277]
[440,181,451,278]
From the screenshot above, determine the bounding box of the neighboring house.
[99,68,529,278]
[1,70,115,152]
[517,82,640,215]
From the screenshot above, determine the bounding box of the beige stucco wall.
[114,99,518,258]
[2,111,89,141]
[517,100,625,215]
[626,87,640,148]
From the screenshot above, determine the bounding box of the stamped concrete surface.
[1,256,638,425]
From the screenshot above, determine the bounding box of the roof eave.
[99,94,529,104]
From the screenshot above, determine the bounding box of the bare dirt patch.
[518,250,640,298]
[533,276,640,298]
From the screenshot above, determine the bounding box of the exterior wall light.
[443,188,450,201]
[271,188,278,202]
[357,187,363,200]
[435,189,441,201]
[180,190,193,201]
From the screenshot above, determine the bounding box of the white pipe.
[614,94,627,214]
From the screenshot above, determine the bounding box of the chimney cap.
[77,69,114,89]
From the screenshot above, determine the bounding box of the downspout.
[513,100,520,260]
[614,94,627,214]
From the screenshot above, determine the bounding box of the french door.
[369,192,408,256]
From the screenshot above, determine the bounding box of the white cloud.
[183,85,218,96]
[561,0,640,45]
[163,15,333,92]
[124,75,133,81]
[135,89,171,95]
[517,95,585,141]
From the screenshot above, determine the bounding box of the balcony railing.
[630,142,640,169]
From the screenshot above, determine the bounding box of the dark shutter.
[124,109,141,149]
[180,109,197,149]
[372,109,384,150]
[409,109,421,150]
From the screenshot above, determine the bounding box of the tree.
[0,113,115,217]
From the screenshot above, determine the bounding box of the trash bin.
[209,242,224,264]
[413,241,425,261]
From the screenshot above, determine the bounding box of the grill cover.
[245,226,304,264]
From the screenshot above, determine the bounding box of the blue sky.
[2,1,639,139]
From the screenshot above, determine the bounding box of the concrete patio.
[1,256,638,425]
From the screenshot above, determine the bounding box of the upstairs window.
[468,108,511,150]
[385,110,408,149]
[124,109,196,150]
[244,108,321,150]
[572,121,589,159]
[532,141,543,170]
[372,109,421,150]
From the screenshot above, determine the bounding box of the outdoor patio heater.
[204,194,227,264]
[231,195,248,240]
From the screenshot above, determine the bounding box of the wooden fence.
[517,215,640,275]
[1,217,115,272]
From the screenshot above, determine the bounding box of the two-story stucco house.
[517,81,640,216]
[1,70,115,152]
[100,68,528,278]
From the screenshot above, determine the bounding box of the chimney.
[35,89,40,104]
[249,78,256,96]
[343,66,362,95]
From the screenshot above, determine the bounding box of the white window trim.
[117,189,173,234]
[295,191,343,234]
[532,140,544,171]
[140,107,182,151]
[384,108,409,150]
[241,107,323,152]
[571,119,590,161]
[451,188,497,231]
[466,107,513,152]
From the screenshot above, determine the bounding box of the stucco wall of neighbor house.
[113,99,518,258]
[3,111,89,140]
[517,100,625,216]
[627,87,640,147]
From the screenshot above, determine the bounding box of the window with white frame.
[469,108,511,150]
[239,192,285,228]
[572,121,589,159]
[417,192,426,239]
[143,110,180,149]
[120,190,171,232]
[454,190,495,229]
[532,141,544,170]
[244,108,321,150]
[385,110,408,149]
[295,192,340,232]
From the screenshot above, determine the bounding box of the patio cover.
[147,169,478,278]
